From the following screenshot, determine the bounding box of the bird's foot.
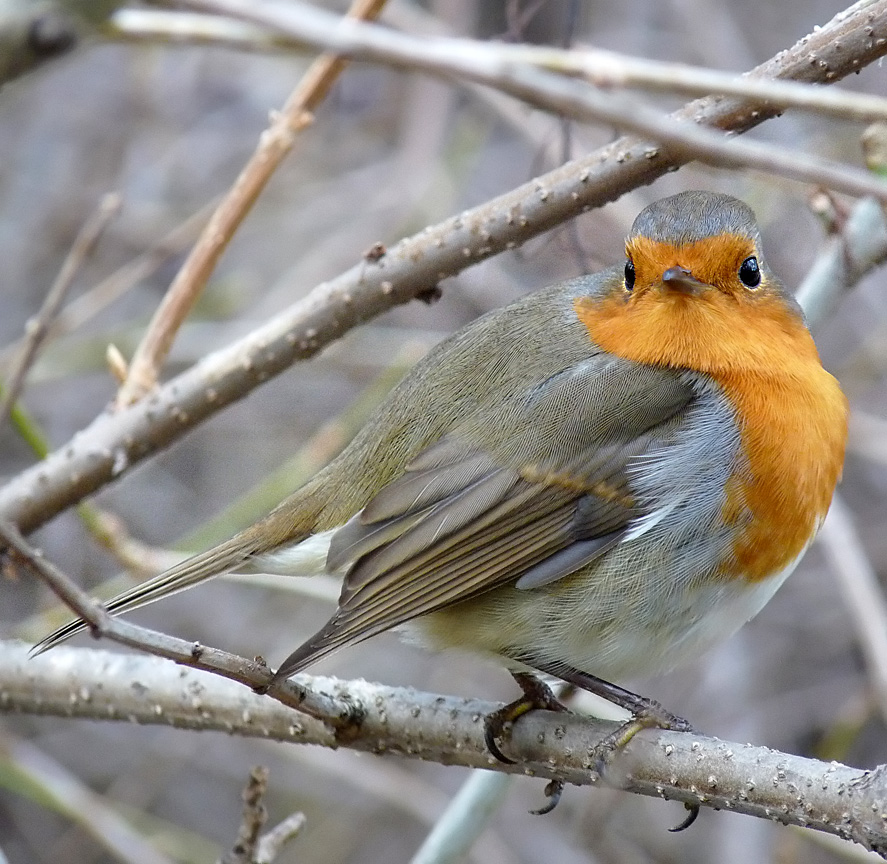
[484,671,569,764]
[588,700,699,832]
[483,672,570,814]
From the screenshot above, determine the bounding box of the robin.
[39,191,848,811]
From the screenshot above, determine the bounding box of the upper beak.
[661,266,707,295]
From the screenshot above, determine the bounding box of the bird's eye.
[738,256,761,288]
[624,260,635,291]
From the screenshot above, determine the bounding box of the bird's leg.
[484,671,569,764]
[483,671,570,815]
[500,659,699,829]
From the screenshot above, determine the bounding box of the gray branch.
[2,642,885,855]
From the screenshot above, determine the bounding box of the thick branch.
[2,642,885,854]
[2,1,887,532]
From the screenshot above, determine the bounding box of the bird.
[38,190,848,801]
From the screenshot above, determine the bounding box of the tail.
[31,481,330,657]
[31,533,259,656]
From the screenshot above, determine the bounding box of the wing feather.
[275,359,698,678]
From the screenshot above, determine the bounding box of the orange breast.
[575,288,848,581]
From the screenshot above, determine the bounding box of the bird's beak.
[661,266,707,295]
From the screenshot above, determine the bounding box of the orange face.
[626,233,758,296]
[575,233,816,375]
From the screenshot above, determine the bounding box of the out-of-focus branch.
[819,495,887,724]
[178,0,887,202]
[2,0,887,532]
[0,732,175,864]
[126,3,887,125]
[0,202,214,371]
[0,193,120,433]
[115,0,389,406]
[796,197,887,325]
[2,642,885,855]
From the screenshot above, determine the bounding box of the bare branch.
[796,196,887,326]
[219,766,269,864]
[818,495,887,724]
[2,1,887,532]
[2,642,885,854]
[179,0,887,202]
[0,730,174,864]
[0,193,121,432]
[253,813,306,864]
[409,772,512,864]
[125,4,887,124]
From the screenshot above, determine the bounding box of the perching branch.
[2,0,887,533]
[2,642,885,855]
[0,520,358,729]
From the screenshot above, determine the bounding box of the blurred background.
[1,0,887,862]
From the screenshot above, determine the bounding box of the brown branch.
[3,641,886,855]
[115,0,389,406]
[220,767,267,864]
[2,0,887,532]
[218,767,304,864]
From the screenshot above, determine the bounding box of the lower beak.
[661,266,707,295]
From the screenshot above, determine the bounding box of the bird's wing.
[276,358,696,676]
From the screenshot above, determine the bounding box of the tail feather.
[31,534,258,656]
[273,631,344,682]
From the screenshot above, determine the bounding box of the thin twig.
[0,202,211,372]
[177,0,887,203]
[818,495,887,725]
[109,4,593,164]
[219,766,269,864]
[0,520,358,727]
[4,642,887,854]
[253,813,306,864]
[0,193,121,431]
[2,0,886,533]
[116,0,389,406]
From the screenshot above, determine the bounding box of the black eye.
[624,260,635,291]
[738,256,761,288]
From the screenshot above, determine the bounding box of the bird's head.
[576,191,813,375]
